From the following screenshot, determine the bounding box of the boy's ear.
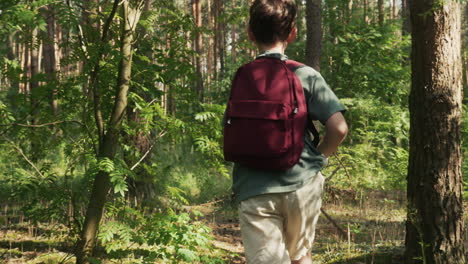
[286,26,297,43]
[247,26,256,42]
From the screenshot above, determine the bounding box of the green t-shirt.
[231,52,346,202]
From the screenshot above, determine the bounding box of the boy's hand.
[317,112,348,158]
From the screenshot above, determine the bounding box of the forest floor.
[1,190,467,264]
[204,190,408,264]
[204,189,468,264]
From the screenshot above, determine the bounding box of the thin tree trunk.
[30,27,40,160]
[378,0,384,27]
[218,0,225,78]
[207,0,213,95]
[81,0,99,95]
[363,0,369,24]
[305,0,322,71]
[20,43,27,94]
[343,0,353,24]
[75,1,143,263]
[294,0,304,40]
[43,5,59,116]
[230,0,236,63]
[213,0,219,81]
[401,0,411,34]
[163,34,170,113]
[392,0,398,20]
[6,34,18,92]
[191,0,203,101]
[406,0,465,263]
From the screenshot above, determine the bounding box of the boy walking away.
[223,0,348,263]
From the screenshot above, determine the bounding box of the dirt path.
[192,202,246,263]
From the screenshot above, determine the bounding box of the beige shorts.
[238,172,324,264]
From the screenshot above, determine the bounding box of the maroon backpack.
[223,57,310,170]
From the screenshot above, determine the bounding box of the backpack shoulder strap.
[285,60,320,147]
[285,60,304,70]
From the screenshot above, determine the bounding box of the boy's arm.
[317,112,348,158]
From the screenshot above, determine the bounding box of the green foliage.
[300,10,413,192]
[98,200,215,263]
[0,100,15,124]
[2,0,465,262]
[323,98,409,191]
[321,23,411,105]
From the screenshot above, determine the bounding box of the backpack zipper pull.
[293,101,299,114]
[227,118,231,125]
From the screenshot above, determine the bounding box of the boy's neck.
[257,42,287,54]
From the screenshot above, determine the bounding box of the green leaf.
[343,56,351,65]
[177,248,198,262]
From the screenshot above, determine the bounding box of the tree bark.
[363,0,369,24]
[406,0,465,263]
[213,0,219,81]
[392,0,398,20]
[378,0,384,27]
[230,0,236,63]
[20,42,28,94]
[218,0,225,77]
[191,0,203,101]
[75,1,143,263]
[42,5,59,116]
[30,27,40,161]
[305,0,322,71]
[401,0,411,34]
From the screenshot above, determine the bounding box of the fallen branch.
[0,120,82,128]
[195,199,225,207]
[324,166,340,182]
[320,208,348,240]
[333,152,352,180]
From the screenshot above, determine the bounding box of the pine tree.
[406,0,465,262]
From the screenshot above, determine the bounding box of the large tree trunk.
[405,0,465,263]
[75,1,143,263]
[305,0,321,71]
